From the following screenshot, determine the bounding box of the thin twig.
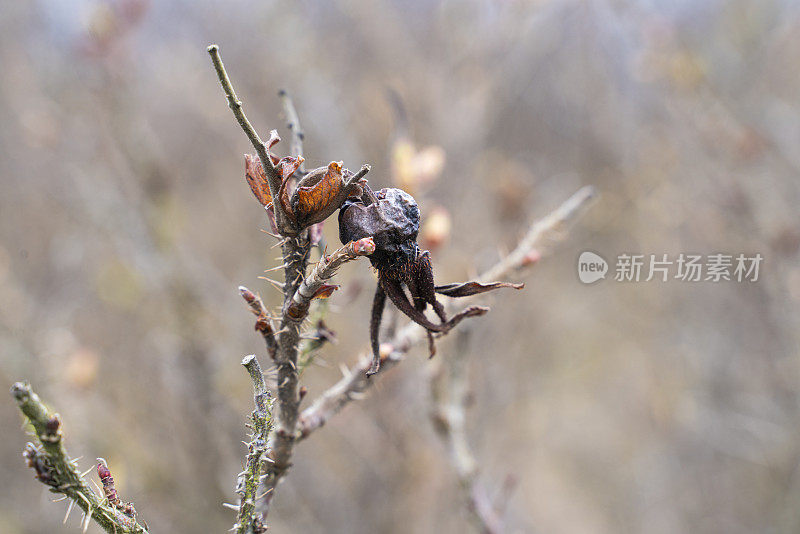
[10,382,148,534]
[207,45,292,234]
[297,186,597,437]
[480,185,597,282]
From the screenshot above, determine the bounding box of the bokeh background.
[2,0,800,532]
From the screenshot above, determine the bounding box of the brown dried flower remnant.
[244,130,369,233]
[339,186,523,375]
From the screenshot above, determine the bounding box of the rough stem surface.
[11,382,149,534]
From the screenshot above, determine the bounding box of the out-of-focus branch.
[207,45,293,234]
[298,314,336,374]
[278,89,305,174]
[297,186,597,437]
[480,185,597,282]
[430,329,510,534]
[10,382,148,534]
[234,355,273,534]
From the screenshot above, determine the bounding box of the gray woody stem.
[297,185,597,437]
[207,44,313,524]
[10,382,149,534]
[257,237,375,513]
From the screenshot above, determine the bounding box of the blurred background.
[2,0,800,532]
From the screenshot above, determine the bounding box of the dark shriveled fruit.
[338,186,522,376]
[338,188,420,271]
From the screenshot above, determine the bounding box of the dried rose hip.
[339,186,521,375]
[339,187,420,271]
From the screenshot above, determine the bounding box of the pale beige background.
[1,1,799,532]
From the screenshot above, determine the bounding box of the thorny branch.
[206,44,312,525]
[207,44,378,527]
[10,382,148,534]
[298,186,597,438]
[234,355,273,534]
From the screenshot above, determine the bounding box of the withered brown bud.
[338,188,420,270]
[44,414,61,437]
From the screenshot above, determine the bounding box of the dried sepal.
[244,154,273,208]
[244,129,303,225]
[434,281,524,297]
[274,155,304,224]
[312,284,339,299]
